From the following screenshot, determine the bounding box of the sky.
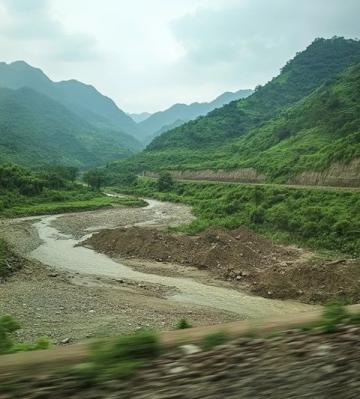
[0,0,359,113]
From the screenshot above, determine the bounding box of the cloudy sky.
[0,0,359,112]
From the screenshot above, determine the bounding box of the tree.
[83,169,105,190]
[157,172,174,192]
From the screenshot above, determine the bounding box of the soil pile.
[85,226,360,304]
[85,226,296,278]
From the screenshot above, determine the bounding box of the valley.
[0,196,317,344]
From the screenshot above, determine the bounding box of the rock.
[321,364,336,374]
[169,366,187,374]
[61,338,70,344]
[48,273,58,278]
[180,344,201,355]
[116,279,124,283]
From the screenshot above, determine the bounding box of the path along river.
[29,198,315,319]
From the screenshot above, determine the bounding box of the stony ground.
[2,324,360,398]
[0,260,237,344]
[85,225,360,304]
[0,202,240,343]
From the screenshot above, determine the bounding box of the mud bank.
[85,226,360,304]
[0,199,316,343]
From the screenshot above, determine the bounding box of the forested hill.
[0,87,141,168]
[147,37,360,151]
[0,60,140,138]
[139,89,253,140]
[105,37,360,186]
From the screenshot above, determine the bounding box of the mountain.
[0,61,141,138]
[0,87,141,168]
[129,112,152,123]
[138,89,253,139]
[107,37,360,186]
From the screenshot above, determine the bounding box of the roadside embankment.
[1,305,360,398]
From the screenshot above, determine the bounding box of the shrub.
[157,172,174,192]
[201,331,230,350]
[0,315,20,354]
[176,319,192,329]
[90,330,160,379]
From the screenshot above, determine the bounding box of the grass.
[298,302,360,333]
[0,194,146,218]
[0,315,50,355]
[201,331,231,350]
[112,177,360,257]
[65,330,161,383]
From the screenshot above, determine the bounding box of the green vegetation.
[201,331,230,350]
[157,171,174,192]
[300,303,360,333]
[106,37,360,184]
[138,89,253,139]
[0,315,49,355]
[114,178,360,256]
[0,60,141,140]
[0,86,140,168]
[0,164,145,218]
[176,319,192,329]
[67,331,161,383]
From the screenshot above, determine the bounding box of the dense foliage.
[106,37,360,184]
[148,37,360,151]
[0,60,140,138]
[0,164,144,217]
[115,178,360,256]
[139,89,253,139]
[0,87,141,168]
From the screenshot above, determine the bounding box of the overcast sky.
[0,0,359,112]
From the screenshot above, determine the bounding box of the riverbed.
[0,198,316,343]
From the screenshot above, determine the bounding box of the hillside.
[0,61,141,138]
[129,112,152,123]
[107,37,360,186]
[0,87,140,168]
[139,89,253,139]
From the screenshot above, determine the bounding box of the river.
[28,198,315,319]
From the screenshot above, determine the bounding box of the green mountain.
[0,61,141,138]
[138,89,253,140]
[0,87,141,168]
[129,112,152,123]
[108,37,360,186]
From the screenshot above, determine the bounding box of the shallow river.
[30,199,315,318]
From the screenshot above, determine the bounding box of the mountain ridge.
[0,60,141,138]
[105,37,360,187]
[0,86,141,168]
[138,89,253,140]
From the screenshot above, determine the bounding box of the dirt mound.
[85,226,360,304]
[85,225,297,279]
[253,259,360,304]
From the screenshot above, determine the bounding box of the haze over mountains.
[136,89,253,142]
[108,37,360,186]
[0,61,140,137]
[0,61,145,167]
[0,60,254,166]
[1,37,359,185]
